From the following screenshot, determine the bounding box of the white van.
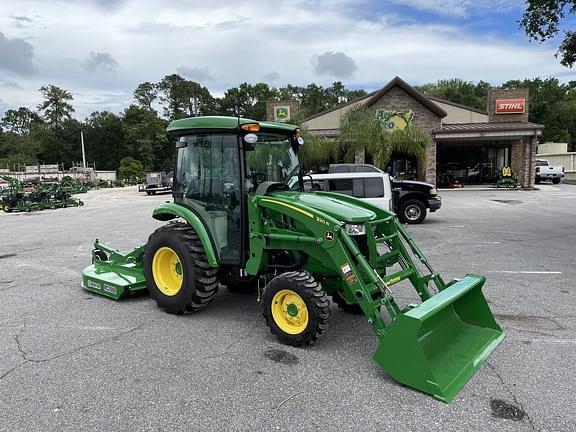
[305,172,441,224]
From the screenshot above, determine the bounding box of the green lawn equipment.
[82,116,504,402]
[0,176,83,212]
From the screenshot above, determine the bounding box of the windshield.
[245,133,300,192]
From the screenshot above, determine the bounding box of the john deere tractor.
[82,116,504,402]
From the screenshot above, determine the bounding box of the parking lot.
[1,184,575,431]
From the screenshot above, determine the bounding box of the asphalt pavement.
[0,184,575,431]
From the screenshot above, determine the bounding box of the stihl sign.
[495,99,525,114]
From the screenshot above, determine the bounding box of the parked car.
[305,166,441,224]
[144,172,172,195]
[535,159,564,184]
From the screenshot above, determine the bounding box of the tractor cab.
[168,117,303,267]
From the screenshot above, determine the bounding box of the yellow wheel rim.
[271,289,309,335]
[152,246,183,296]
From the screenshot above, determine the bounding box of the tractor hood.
[270,192,376,223]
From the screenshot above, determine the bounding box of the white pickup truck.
[535,159,564,184]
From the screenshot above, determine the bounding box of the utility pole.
[81,131,87,169]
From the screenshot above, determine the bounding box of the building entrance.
[436,143,510,186]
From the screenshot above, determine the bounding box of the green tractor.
[82,116,504,402]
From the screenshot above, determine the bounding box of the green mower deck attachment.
[82,240,147,300]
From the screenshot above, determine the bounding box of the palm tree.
[298,131,340,170]
[339,104,430,171]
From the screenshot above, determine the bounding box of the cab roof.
[166,116,299,133]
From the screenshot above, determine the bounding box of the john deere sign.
[274,106,291,122]
[375,110,414,130]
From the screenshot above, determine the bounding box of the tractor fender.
[152,202,219,267]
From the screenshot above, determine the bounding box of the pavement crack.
[0,360,29,381]
[487,361,539,431]
[6,319,154,371]
[201,320,260,360]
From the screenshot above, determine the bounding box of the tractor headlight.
[429,187,438,196]
[345,224,366,236]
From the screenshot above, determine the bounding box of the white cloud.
[0,0,568,119]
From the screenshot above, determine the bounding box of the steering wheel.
[249,171,267,184]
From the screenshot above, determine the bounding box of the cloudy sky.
[0,0,574,119]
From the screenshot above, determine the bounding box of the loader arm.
[247,191,504,402]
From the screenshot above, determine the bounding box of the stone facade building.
[299,76,543,188]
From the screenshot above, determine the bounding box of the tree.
[520,1,576,67]
[119,156,145,180]
[417,78,491,110]
[37,85,74,127]
[157,74,215,119]
[501,77,576,148]
[34,119,83,167]
[133,82,158,111]
[1,107,41,135]
[219,83,278,120]
[298,132,340,170]
[339,105,429,171]
[122,105,170,170]
[83,111,124,170]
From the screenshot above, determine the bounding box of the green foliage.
[416,78,491,111]
[157,74,215,119]
[502,77,576,150]
[298,133,340,170]
[122,105,170,170]
[1,107,41,135]
[37,85,75,127]
[82,112,123,171]
[133,82,158,111]
[339,105,429,170]
[220,83,278,120]
[119,157,145,180]
[520,1,576,67]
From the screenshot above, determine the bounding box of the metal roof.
[435,122,544,134]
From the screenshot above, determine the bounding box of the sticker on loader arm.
[340,262,356,285]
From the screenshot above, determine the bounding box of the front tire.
[552,178,561,184]
[262,271,330,346]
[399,199,426,224]
[144,222,219,314]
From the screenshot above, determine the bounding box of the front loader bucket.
[373,275,504,402]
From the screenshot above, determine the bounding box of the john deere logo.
[274,106,290,122]
[325,231,334,241]
[375,110,414,130]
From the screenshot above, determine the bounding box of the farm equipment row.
[0,175,84,213]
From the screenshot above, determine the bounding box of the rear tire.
[144,222,219,314]
[262,271,330,346]
[399,199,426,224]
